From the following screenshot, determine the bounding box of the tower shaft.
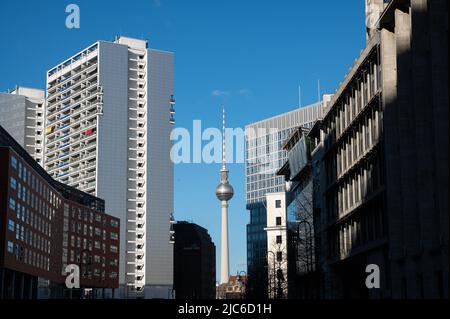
[220,200,229,284]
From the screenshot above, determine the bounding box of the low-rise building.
[216,275,247,299]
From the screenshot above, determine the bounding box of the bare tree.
[267,239,289,299]
[292,177,315,275]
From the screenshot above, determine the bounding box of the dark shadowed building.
[312,0,448,299]
[173,222,215,299]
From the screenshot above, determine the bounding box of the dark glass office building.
[173,222,216,299]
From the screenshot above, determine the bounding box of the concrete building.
[313,0,448,299]
[43,36,175,298]
[245,102,324,298]
[216,275,247,299]
[173,222,216,299]
[264,192,289,299]
[0,125,119,299]
[0,87,45,166]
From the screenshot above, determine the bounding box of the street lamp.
[236,271,247,299]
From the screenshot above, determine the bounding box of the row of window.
[334,106,381,182]
[323,55,381,148]
[329,201,385,259]
[11,155,61,207]
[9,196,52,237]
[327,154,383,219]
[63,203,118,228]
[6,241,50,271]
[65,234,118,253]
[61,265,117,280]
[62,248,118,267]
[7,219,51,253]
[246,185,284,203]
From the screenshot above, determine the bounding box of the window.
[10,177,17,190]
[276,235,282,244]
[276,269,284,281]
[110,245,118,253]
[16,203,21,220]
[16,224,20,240]
[275,200,282,208]
[9,197,16,210]
[111,219,119,228]
[11,156,18,169]
[276,217,282,226]
[111,232,118,240]
[7,241,14,253]
[8,219,15,232]
[276,251,283,262]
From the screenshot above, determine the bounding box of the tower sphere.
[216,181,234,201]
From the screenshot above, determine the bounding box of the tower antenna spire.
[222,106,227,170]
[298,85,302,108]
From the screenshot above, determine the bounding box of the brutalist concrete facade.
[314,0,448,299]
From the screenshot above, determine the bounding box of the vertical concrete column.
[380,24,401,298]
[11,271,15,299]
[19,273,24,299]
[0,268,4,299]
[28,277,33,299]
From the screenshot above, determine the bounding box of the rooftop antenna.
[298,85,302,108]
[221,106,226,170]
[317,79,321,103]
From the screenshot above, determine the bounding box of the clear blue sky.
[0,1,366,277]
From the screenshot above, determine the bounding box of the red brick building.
[0,126,120,299]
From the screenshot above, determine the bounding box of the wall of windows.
[320,47,386,262]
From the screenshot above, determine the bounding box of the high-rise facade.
[244,102,324,297]
[0,87,46,166]
[43,36,175,298]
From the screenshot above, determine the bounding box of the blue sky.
[0,1,366,277]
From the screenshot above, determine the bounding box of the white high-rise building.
[43,36,175,298]
[0,86,46,165]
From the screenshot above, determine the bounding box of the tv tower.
[215,106,234,284]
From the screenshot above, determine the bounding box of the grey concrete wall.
[145,49,174,298]
[96,41,130,288]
